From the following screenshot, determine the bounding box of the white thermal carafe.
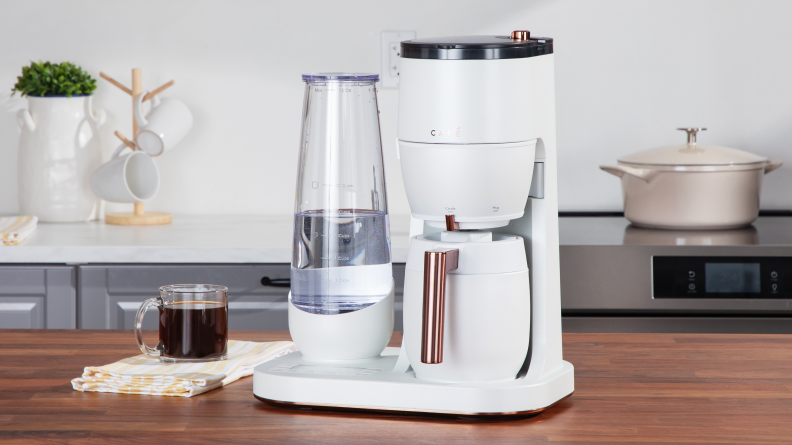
[254,33,573,417]
[402,231,531,383]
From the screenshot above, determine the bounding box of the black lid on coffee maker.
[400,32,553,60]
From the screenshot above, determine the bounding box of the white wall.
[1,0,790,217]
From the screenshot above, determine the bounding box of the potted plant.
[13,61,106,222]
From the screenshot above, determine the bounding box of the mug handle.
[134,91,149,127]
[133,91,162,128]
[134,297,163,356]
[111,142,134,158]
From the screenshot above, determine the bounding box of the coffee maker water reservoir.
[291,73,393,315]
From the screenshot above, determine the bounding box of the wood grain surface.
[1,330,792,444]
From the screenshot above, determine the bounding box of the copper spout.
[421,248,459,364]
[445,215,459,231]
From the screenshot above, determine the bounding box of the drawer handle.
[261,277,290,288]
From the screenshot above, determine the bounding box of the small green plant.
[12,61,97,97]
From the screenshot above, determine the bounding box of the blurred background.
[1,0,790,217]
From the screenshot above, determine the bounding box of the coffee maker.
[254,31,574,417]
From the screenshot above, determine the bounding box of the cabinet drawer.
[0,301,42,329]
[0,265,76,329]
[79,263,406,331]
[79,264,291,330]
[0,269,46,294]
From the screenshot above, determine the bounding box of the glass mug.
[135,284,229,362]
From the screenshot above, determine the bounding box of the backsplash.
[1,0,790,216]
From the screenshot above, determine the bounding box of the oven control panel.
[653,256,789,299]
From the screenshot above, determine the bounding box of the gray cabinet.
[0,263,405,330]
[0,265,76,329]
[79,264,292,330]
[78,263,405,330]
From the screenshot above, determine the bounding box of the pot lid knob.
[677,127,707,145]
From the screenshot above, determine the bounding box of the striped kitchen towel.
[71,340,296,397]
[0,216,37,245]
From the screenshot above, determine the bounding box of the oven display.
[705,263,760,293]
[653,256,786,299]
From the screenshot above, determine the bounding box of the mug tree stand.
[100,68,174,226]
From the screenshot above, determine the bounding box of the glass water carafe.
[292,73,392,315]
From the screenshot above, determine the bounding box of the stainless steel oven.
[559,215,792,333]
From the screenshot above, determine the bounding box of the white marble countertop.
[0,215,412,264]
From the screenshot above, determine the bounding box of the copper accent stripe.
[421,249,459,364]
[254,392,573,419]
[445,215,459,231]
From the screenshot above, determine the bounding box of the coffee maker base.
[253,393,572,419]
[252,348,574,418]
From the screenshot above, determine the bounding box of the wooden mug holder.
[99,68,175,225]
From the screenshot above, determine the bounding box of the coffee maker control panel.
[653,256,790,299]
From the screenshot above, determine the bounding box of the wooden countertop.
[3,330,792,444]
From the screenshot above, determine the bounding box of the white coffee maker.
[254,31,574,417]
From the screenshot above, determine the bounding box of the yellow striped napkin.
[71,340,296,397]
[0,216,37,246]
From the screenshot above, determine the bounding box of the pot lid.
[618,128,768,166]
[400,32,553,60]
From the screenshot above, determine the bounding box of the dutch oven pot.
[601,128,782,230]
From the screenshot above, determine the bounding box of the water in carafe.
[291,73,392,315]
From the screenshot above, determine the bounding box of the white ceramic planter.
[17,96,106,222]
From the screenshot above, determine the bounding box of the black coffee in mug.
[135,284,229,362]
[159,301,228,359]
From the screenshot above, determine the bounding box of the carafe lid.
[302,73,379,82]
[401,32,553,60]
[618,128,768,166]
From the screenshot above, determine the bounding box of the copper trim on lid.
[511,30,530,41]
[421,248,459,364]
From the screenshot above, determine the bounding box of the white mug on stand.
[134,92,193,157]
[90,143,160,203]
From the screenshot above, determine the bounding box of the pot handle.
[16,109,35,132]
[764,159,783,175]
[599,165,653,182]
